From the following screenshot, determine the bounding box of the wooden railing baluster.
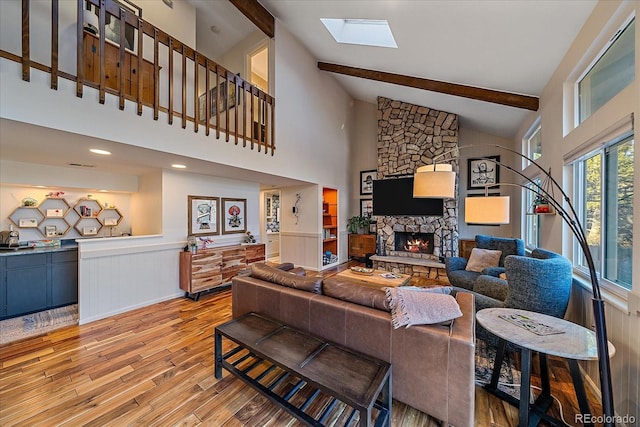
[98,0,106,104]
[136,16,143,115]
[234,75,239,145]
[242,82,247,147]
[51,0,59,89]
[181,44,186,128]
[76,0,83,97]
[250,86,255,150]
[7,0,275,154]
[118,8,126,110]
[224,71,231,142]
[215,67,220,140]
[153,28,159,120]
[194,52,199,132]
[168,36,173,124]
[270,99,275,155]
[205,59,210,136]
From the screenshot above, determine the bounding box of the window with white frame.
[523,121,542,167]
[573,135,634,291]
[523,179,540,250]
[578,17,635,124]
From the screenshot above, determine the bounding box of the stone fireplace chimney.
[376,97,459,259]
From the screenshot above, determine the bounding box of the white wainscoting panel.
[279,231,321,271]
[566,283,640,422]
[78,236,184,324]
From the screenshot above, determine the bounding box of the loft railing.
[0,0,275,155]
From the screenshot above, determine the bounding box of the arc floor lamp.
[413,144,615,425]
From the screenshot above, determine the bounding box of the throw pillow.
[384,287,462,328]
[465,248,502,273]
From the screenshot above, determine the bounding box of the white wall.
[514,0,639,419]
[458,128,516,239]
[349,100,378,217]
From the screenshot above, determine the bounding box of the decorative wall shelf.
[7,196,125,238]
[9,206,44,230]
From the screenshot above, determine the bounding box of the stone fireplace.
[372,97,459,279]
[395,231,434,254]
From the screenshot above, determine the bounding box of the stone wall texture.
[376,96,459,258]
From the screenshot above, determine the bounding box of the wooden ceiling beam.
[317,62,539,111]
[228,0,275,39]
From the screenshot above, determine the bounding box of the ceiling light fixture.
[90,148,111,155]
[320,18,397,48]
[171,164,187,169]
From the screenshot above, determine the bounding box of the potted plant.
[347,216,371,234]
[533,195,551,213]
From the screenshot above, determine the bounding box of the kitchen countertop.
[0,243,78,257]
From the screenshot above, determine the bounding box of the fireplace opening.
[394,232,434,254]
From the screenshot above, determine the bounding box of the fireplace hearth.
[394,232,434,254]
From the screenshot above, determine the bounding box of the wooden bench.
[215,313,391,426]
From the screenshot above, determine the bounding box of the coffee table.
[336,269,411,289]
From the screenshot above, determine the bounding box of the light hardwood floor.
[0,264,602,426]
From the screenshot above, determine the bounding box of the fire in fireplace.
[394,232,434,254]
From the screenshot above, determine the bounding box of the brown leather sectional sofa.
[231,263,476,427]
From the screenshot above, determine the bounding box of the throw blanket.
[384,286,462,328]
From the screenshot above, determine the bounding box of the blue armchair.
[463,248,573,342]
[445,234,525,290]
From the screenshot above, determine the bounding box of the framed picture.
[360,170,376,195]
[467,155,500,189]
[45,225,57,237]
[360,199,373,218]
[104,218,118,226]
[466,192,501,226]
[188,195,219,236]
[198,80,242,121]
[221,198,247,235]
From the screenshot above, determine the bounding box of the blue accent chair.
[461,248,573,342]
[445,234,525,291]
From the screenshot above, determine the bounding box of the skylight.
[320,18,397,48]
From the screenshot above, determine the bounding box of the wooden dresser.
[179,243,265,299]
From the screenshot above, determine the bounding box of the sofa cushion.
[384,286,462,327]
[322,277,390,311]
[251,263,322,294]
[465,248,502,273]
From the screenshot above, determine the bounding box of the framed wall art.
[467,155,500,190]
[360,170,376,195]
[188,195,219,236]
[198,79,242,121]
[222,198,247,234]
[360,199,373,218]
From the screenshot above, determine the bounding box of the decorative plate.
[350,266,374,275]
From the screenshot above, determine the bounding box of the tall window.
[574,135,634,291]
[523,179,540,250]
[578,17,635,124]
[523,120,542,168]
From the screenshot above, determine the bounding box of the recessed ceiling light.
[320,18,397,48]
[90,149,111,155]
[171,164,187,169]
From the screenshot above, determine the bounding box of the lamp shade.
[413,164,455,198]
[465,196,510,224]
